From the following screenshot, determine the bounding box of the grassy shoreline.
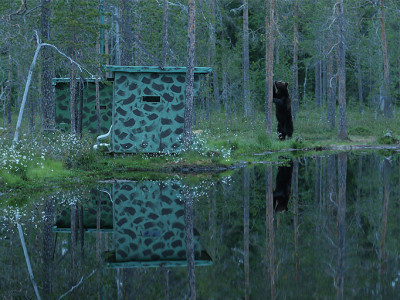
[1,108,399,197]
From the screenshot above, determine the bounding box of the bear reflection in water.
[273,160,293,212]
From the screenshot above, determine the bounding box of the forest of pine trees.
[0,0,399,139]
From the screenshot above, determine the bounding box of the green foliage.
[377,133,398,145]
[0,170,24,185]
[348,126,372,136]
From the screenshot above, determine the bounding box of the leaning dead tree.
[13,30,93,144]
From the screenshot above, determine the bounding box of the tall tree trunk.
[336,152,347,300]
[322,44,327,108]
[69,69,77,136]
[243,0,250,117]
[337,0,347,139]
[7,44,12,135]
[211,0,220,112]
[115,6,121,65]
[380,0,392,118]
[265,0,274,135]
[398,30,400,103]
[96,2,102,135]
[41,0,55,132]
[69,2,77,136]
[95,78,101,134]
[77,78,84,136]
[134,1,142,66]
[357,45,363,113]
[292,0,299,118]
[121,0,133,65]
[162,0,168,67]
[327,45,336,130]
[183,0,196,147]
[315,57,321,107]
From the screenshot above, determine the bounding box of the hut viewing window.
[142,96,161,103]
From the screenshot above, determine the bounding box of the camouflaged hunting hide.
[109,66,211,154]
[53,66,211,154]
[53,79,113,134]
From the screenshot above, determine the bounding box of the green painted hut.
[53,78,113,134]
[105,66,211,154]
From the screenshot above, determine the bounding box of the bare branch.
[9,0,28,18]
[57,269,97,300]
[230,4,244,14]
[23,5,43,22]
[41,43,93,76]
[13,30,94,143]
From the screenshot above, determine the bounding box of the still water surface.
[1,151,400,299]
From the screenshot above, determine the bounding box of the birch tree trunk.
[243,0,251,117]
[380,0,392,118]
[41,0,55,132]
[337,0,347,139]
[183,0,196,148]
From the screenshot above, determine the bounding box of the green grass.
[26,160,73,180]
[1,106,400,196]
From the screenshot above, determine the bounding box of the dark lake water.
[1,151,400,299]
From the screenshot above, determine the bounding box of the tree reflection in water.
[2,152,400,299]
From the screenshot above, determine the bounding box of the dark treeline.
[0,0,399,137]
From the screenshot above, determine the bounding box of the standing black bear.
[273,81,294,140]
[273,159,293,212]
